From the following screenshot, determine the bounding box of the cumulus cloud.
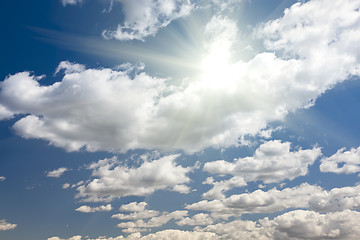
[196,210,360,240]
[0,219,17,231]
[0,176,5,181]
[1,1,360,154]
[112,202,160,221]
[187,183,360,219]
[48,230,219,240]
[271,210,360,240]
[103,0,193,41]
[46,167,69,178]
[47,209,360,239]
[111,201,213,232]
[75,155,192,202]
[75,204,112,213]
[116,210,188,231]
[320,146,360,174]
[60,0,83,7]
[204,141,321,184]
[202,176,246,200]
[176,213,214,226]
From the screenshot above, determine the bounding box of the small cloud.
[62,183,70,189]
[46,168,68,178]
[0,219,17,231]
[75,204,112,213]
[60,0,83,7]
[0,176,5,182]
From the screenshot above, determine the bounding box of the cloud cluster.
[75,204,112,213]
[103,0,193,41]
[203,140,321,184]
[75,155,192,202]
[47,209,360,239]
[46,167,69,178]
[196,210,360,240]
[320,146,360,174]
[0,219,17,231]
[187,183,360,219]
[2,0,360,153]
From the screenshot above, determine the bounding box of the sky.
[1,0,360,239]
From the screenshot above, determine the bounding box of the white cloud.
[187,184,360,219]
[202,176,246,200]
[272,210,360,240]
[196,210,360,240]
[203,141,321,184]
[176,213,214,226]
[0,176,5,182]
[62,183,70,189]
[120,202,148,212]
[0,105,14,120]
[48,209,360,239]
[0,219,17,231]
[46,167,68,178]
[112,202,160,221]
[48,230,219,240]
[60,0,83,7]
[171,184,191,194]
[1,1,360,153]
[320,146,360,174]
[116,210,188,230]
[75,204,112,213]
[103,0,193,41]
[55,61,86,75]
[75,155,192,202]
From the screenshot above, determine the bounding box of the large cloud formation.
[47,209,360,240]
[75,154,192,202]
[1,0,360,153]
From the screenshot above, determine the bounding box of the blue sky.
[1,0,360,239]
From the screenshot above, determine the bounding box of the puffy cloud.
[60,0,83,7]
[204,141,321,184]
[75,155,192,202]
[202,176,246,200]
[196,210,360,240]
[138,229,218,240]
[55,61,86,75]
[48,230,218,240]
[75,204,112,213]
[116,210,188,231]
[48,210,360,239]
[62,183,70,189]
[0,219,17,231]
[2,1,360,153]
[171,184,191,194]
[320,147,360,174]
[0,176,5,181]
[112,202,160,220]
[176,213,214,226]
[195,218,273,240]
[187,184,360,219]
[0,105,13,120]
[272,210,360,240]
[103,0,193,41]
[46,167,69,178]
[120,202,148,212]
